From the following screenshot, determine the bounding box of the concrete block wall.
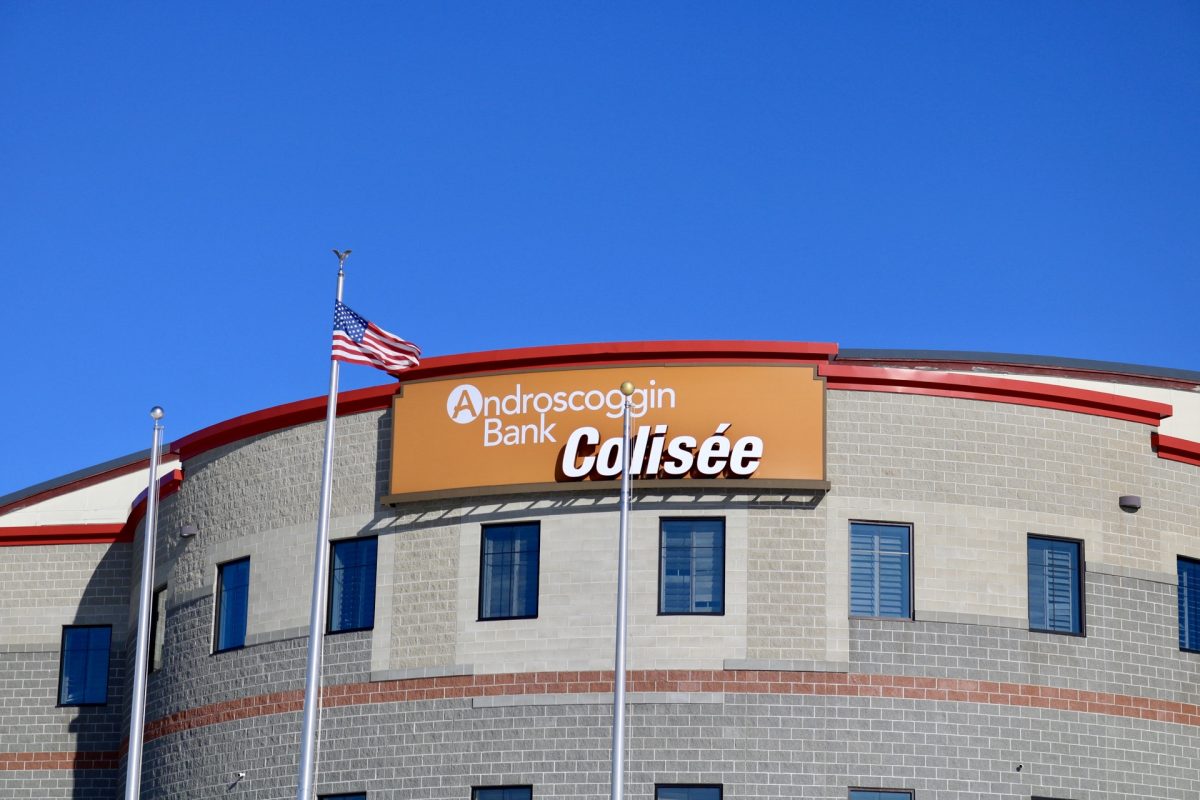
[137,691,1200,799]
[0,542,129,798]
[7,379,1200,798]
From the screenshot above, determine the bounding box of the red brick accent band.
[135,669,1200,744]
[0,750,118,770]
[8,669,1200,772]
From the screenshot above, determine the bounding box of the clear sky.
[3,2,1197,497]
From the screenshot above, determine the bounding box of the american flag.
[331,301,421,376]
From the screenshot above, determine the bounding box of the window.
[849,522,912,619]
[320,794,366,800]
[1179,557,1200,652]
[58,625,111,706]
[659,519,725,615]
[214,557,250,652]
[657,786,722,800]
[1028,535,1083,634]
[473,787,531,800]
[849,791,912,800]
[149,585,167,672]
[479,523,540,620]
[329,537,378,633]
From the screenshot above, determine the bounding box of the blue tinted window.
[215,558,250,652]
[474,787,531,800]
[849,791,912,800]
[850,523,912,619]
[320,794,366,800]
[1180,557,1200,652]
[1028,536,1083,634]
[656,786,721,800]
[329,537,378,633]
[59,626,111,705]
[479,524,539,620]
[659,520,725,614]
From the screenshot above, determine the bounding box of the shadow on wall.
[63,541,131,799]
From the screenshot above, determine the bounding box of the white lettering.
[729,435,763,476]
[696,423,732,476]
[561,427,599,478]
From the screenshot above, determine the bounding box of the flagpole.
[296,250,349,800]
[124,406,164,800]
[610,380,635,800]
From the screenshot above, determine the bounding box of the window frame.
[319,794,367,800]
[471,785,533,800]
[477,522,541,622]
[658,517,727,616]
[655,784,723,800]
[848,790,914,800]
[1027,533,1086,637]
[848,520,915,621]
[327,536,379,635]
[57,624,112,707]
[1179,556,1200,653]
[213,556,251,654]
[148,584,167,673]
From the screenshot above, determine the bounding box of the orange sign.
[386,364,826,501]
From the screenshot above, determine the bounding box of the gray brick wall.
[7,384,1200,798]
[135,693,1200,799]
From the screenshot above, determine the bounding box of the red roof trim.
[170,384,396,461]
[404,340,838,381]
[0,524,129,547]
[820,364,1173,427]
[836,356,1200,392]
[169,341,839,462]
[119,469,185,541]
[1151,433,1200,468]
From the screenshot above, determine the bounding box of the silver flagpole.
[610,380,635,800]
[124,406,164,800]
[296,250,349,800]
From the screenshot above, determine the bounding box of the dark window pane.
[659,519,725,614]
[849,792,912,800]
[330,538,378,633]
[320,794,366,800]
[474,787,532,800]
[1180,558,1200,651]
[479,524,540,620]
[1028,537,1082,634]
[59,626,111,705]
[215,558,250,651]
[850,523,912,619]
[656,787,721,800]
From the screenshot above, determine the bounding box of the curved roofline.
[5,340,1198,506]
[839,348,1200,388]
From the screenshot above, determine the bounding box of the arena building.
[2,340,1200,800]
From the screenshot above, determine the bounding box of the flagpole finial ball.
[150,406,165,420]
[619,381,635,397]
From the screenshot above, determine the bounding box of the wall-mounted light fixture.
[180,523,199,538]
[1118,495,1142,513]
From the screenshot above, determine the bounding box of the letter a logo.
[446,384,484,424]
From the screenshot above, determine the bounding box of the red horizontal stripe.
[0,750,118,770]
[0,524,127,547]
[820,364,1173,427]
[128,669,1200,748]
[1152,433,1200,467]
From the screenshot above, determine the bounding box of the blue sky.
[3,2,1197,497]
